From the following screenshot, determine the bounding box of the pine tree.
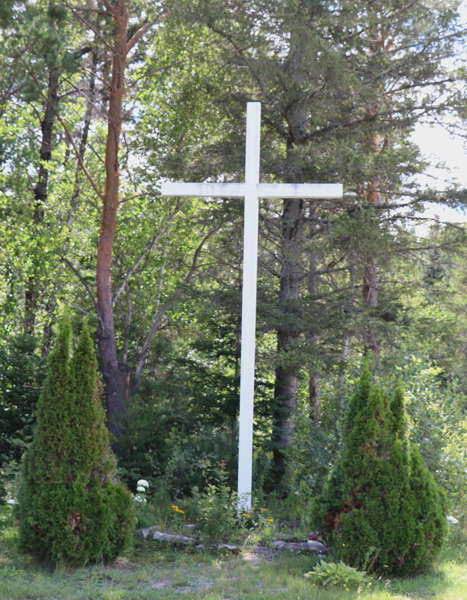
[311,364,447,576]
[16,314,134,565]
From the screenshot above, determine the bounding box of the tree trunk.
[271,34,308,484]
[362,13,386,361]
[339,334,349,389]
[272,194,304,484]
[362,127,382,360]
[24,66,59,336]
[68,48,97,227]
[307,203,320,426]
[309,336,320,424]
[96,1,129,437]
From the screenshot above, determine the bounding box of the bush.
[311,364,448,576]
[16,315,135,566]
[0,334,45,466]
[191,460,240,542]
[305,560,373,590]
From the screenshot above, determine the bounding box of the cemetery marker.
[161,102,343,509]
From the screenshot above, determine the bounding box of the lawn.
[1,518,467,600]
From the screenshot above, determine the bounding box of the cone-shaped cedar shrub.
[311,364,447,576]
[16,315,135,565]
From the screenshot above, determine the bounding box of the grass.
[1,512,467,600]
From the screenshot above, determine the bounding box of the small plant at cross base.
[16,315,135,566]
[311,363,448,576]
[192,460,240,542]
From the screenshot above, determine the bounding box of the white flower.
[137,479,149,489]
[6,499,17,505]
[134,495,147,503]
[447,515,459,524]
[137,486,146,492]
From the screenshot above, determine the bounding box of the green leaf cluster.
[191,460,240,542]
[311,364,448,576]
[16,314,135,566]
[304,560,373,590]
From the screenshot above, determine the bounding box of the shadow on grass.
[384,568,448,599]
[1,524,467,600]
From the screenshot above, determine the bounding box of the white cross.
[161,102,343,510]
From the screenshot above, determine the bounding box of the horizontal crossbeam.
[161,181,343,199]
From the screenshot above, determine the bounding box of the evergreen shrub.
[16,315,135,565]
[311,364,447,576]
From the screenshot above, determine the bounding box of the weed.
[304,559,373,590]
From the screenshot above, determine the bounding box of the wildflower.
[172,505,177,510]
[447,515,459,524]
[137,479,149,489]
[268,518,273,524]
[260,508,268,512]
[242,513,251,518]
[134,495,147,503]
[6,499,17,505]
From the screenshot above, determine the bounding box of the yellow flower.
[172,505,177,511]
[260,508,268,512]
[267,518,273,523]
[242,513,251,518]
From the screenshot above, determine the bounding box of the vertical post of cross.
[237,102,261,511]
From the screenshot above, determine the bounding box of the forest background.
[1,0,467,521]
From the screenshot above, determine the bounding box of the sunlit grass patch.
[1,523,467,600]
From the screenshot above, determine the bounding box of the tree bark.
[96,1,129,437]
[363,130,381,357]
[362,12,387,361]
[307,203,320,426]
[24,66,60,336]
[68,48,97,227]
[271,32,308,486]
[272,193,304,483]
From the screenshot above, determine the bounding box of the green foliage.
[133,497,154,530]
[191,460,240,542]
[16,315,135,566]
[378,348,467,518]
[0,335,45,465]
[311,364,448,576]
[304,560,373,590]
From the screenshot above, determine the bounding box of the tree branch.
[54,252,99,313]
[133,225,221,383]
[112,202,182,307]
[71,304,101,322]
[126,21,154,53]
[18,56,104,200]
[62,0,114,51]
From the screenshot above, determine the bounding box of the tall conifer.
[17,315,134,565]
[311,364,447,576]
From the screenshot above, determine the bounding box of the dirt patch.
[252,545,281,562]
[149,576,215,593]
[151,580,170,589]
[240,545,280,566]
